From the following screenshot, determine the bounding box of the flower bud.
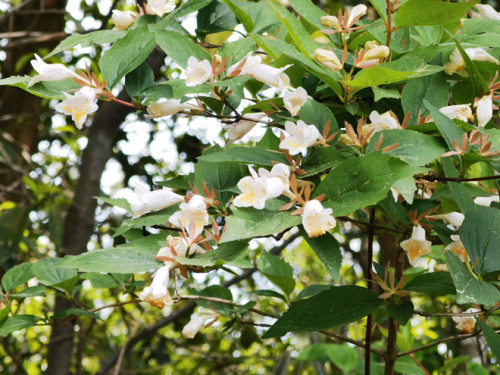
[321,15,340,31]
[111,10,136,30]
[314,48,342,71]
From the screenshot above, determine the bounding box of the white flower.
[400,225,431,266]
[452,308,479,333]
[257,163,292,196]
[111,10,136,30]
[279,120,321,155]
[247,63,292,89]
[156,235,205,264]
[361,110,400,141]
[302,200,336,238]
[283,87,308,116]
[146,0,176,17]
[445,235,468,262]
[471,4,500,20]
[427,212,464,228]
[347,4,367,25]
[474,94,493,127]
[54,86,100,128]
[356,41,390,69]
[321,15,341,31]
[130,184,183,217]
[185,56,212,86]
[146,99,200,119]
[227,53,262,76]
[444,48,498,77]
[438,104,474,122]
[474,195,499,207]
[182,311,219,339]
[28,54,81,87]
[314,48,342,71]
[138,266,172,309]
[168,195,209,239]
[225,113,266,143]
[233,166,285,210]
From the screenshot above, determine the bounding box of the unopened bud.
[314,48,342,71]
[321,16,340,31]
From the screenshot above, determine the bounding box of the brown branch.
[414,305,500,318]
[365,208,376,375]
[337,216,405,233]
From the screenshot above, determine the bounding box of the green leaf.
[299,98,339,134]
[113,205,180,238]
[289,0,327,28]
[9,285,45,298]
[250,289,288,303]
[395,356,427,375]
[176,241,251,268]
[372,87,401,102]
[80,273,120,288]
[441,157,474,213]
[296,284,331,300]
[55,234,164,273]
[100,27,156,88]
[0,76,80,100]
[301,147,347,177]
[96,196,132,214]
[196,0,238,37]
[438,356,470,373]
[257,250,295,295]
[387,301,414,326]
[32,259,77,286]
[316,152,423,216]
[298,344,359,373]
[263,286,383,338]
[366,129,445,167]
[164,0,213,21]
[53,308,101,321]
[222,0,254,32]
[460,206,500,276]
[405,272,456,295]
[401,72,448,124]
[348,56,443,89]
[452,38,489,96]
[221,201,301,242]
[125,62,154,98]
[445,252,500,306]
[477,320,500,363]
[1,263,34,292]
[47,30,126,57]
[191,285,236,315]
[395,0,478,27]
[154,30,211,68]
[424,100,464,149]
[0,315,41,336]
[301,229,341,282]
[198,147,288,167]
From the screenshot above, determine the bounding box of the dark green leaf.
[53,308,101,320]
[1,263,34,292]
[100,27,156,88]
[250,289,288,303]
[387,301,414,325]
[9,285,45,298]
[257,251,295,295]
[405,272,456,295]
[424,100,464,149]
[198,147,288,166]
[299,99,339,134]
[125,62,154,97]
[154,30,211,68]
[0,315,41,336]
[477,320,500,363]
[263,286,383,338]
[222,0,254,32]
[296,284,331,300]
[176,241,251,268]
[301,229,341,282]
[32,259,77,286]
[196,1,238,37]
[460,206,500,275]
[395,0,478,27]
[80,273,120,288]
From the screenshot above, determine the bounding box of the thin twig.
[319,330,385,356]
[338,216,405,233]
[421,174,500,182]
[365,208,375,375]
[414,305,500,318]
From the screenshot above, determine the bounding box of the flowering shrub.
[1,0,499,373]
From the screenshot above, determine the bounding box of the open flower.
[168,195,209,239]
[138,266,172,309]
[474,94,493,127]
[247,63,292,89]
[111,10,136,30]
[444,48,498,77]
[427,212,464,229]
[233,166,285,210]
[347,4,367,25]
[445,235,468,262]
[146,0,175,17]
[28,54,82,87]
[257,163,292,196]
[452,308,479,333]
[474,195,499,207]
[400,225,431,266]
[355,41,390,69]
[146,99,201,119]
[182,310,219,339]
[279,120,321,155]
[54,86,100,128]
[361,110,400,141]
[284,87,308,116]
[314,48,342,71]
[225,113,266,143]
[185,56,212,86]
[130,184,183,217]
[302,200,336,238]
[227,53,262,76]
[438,104,474,122]
[156,235,205,264]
